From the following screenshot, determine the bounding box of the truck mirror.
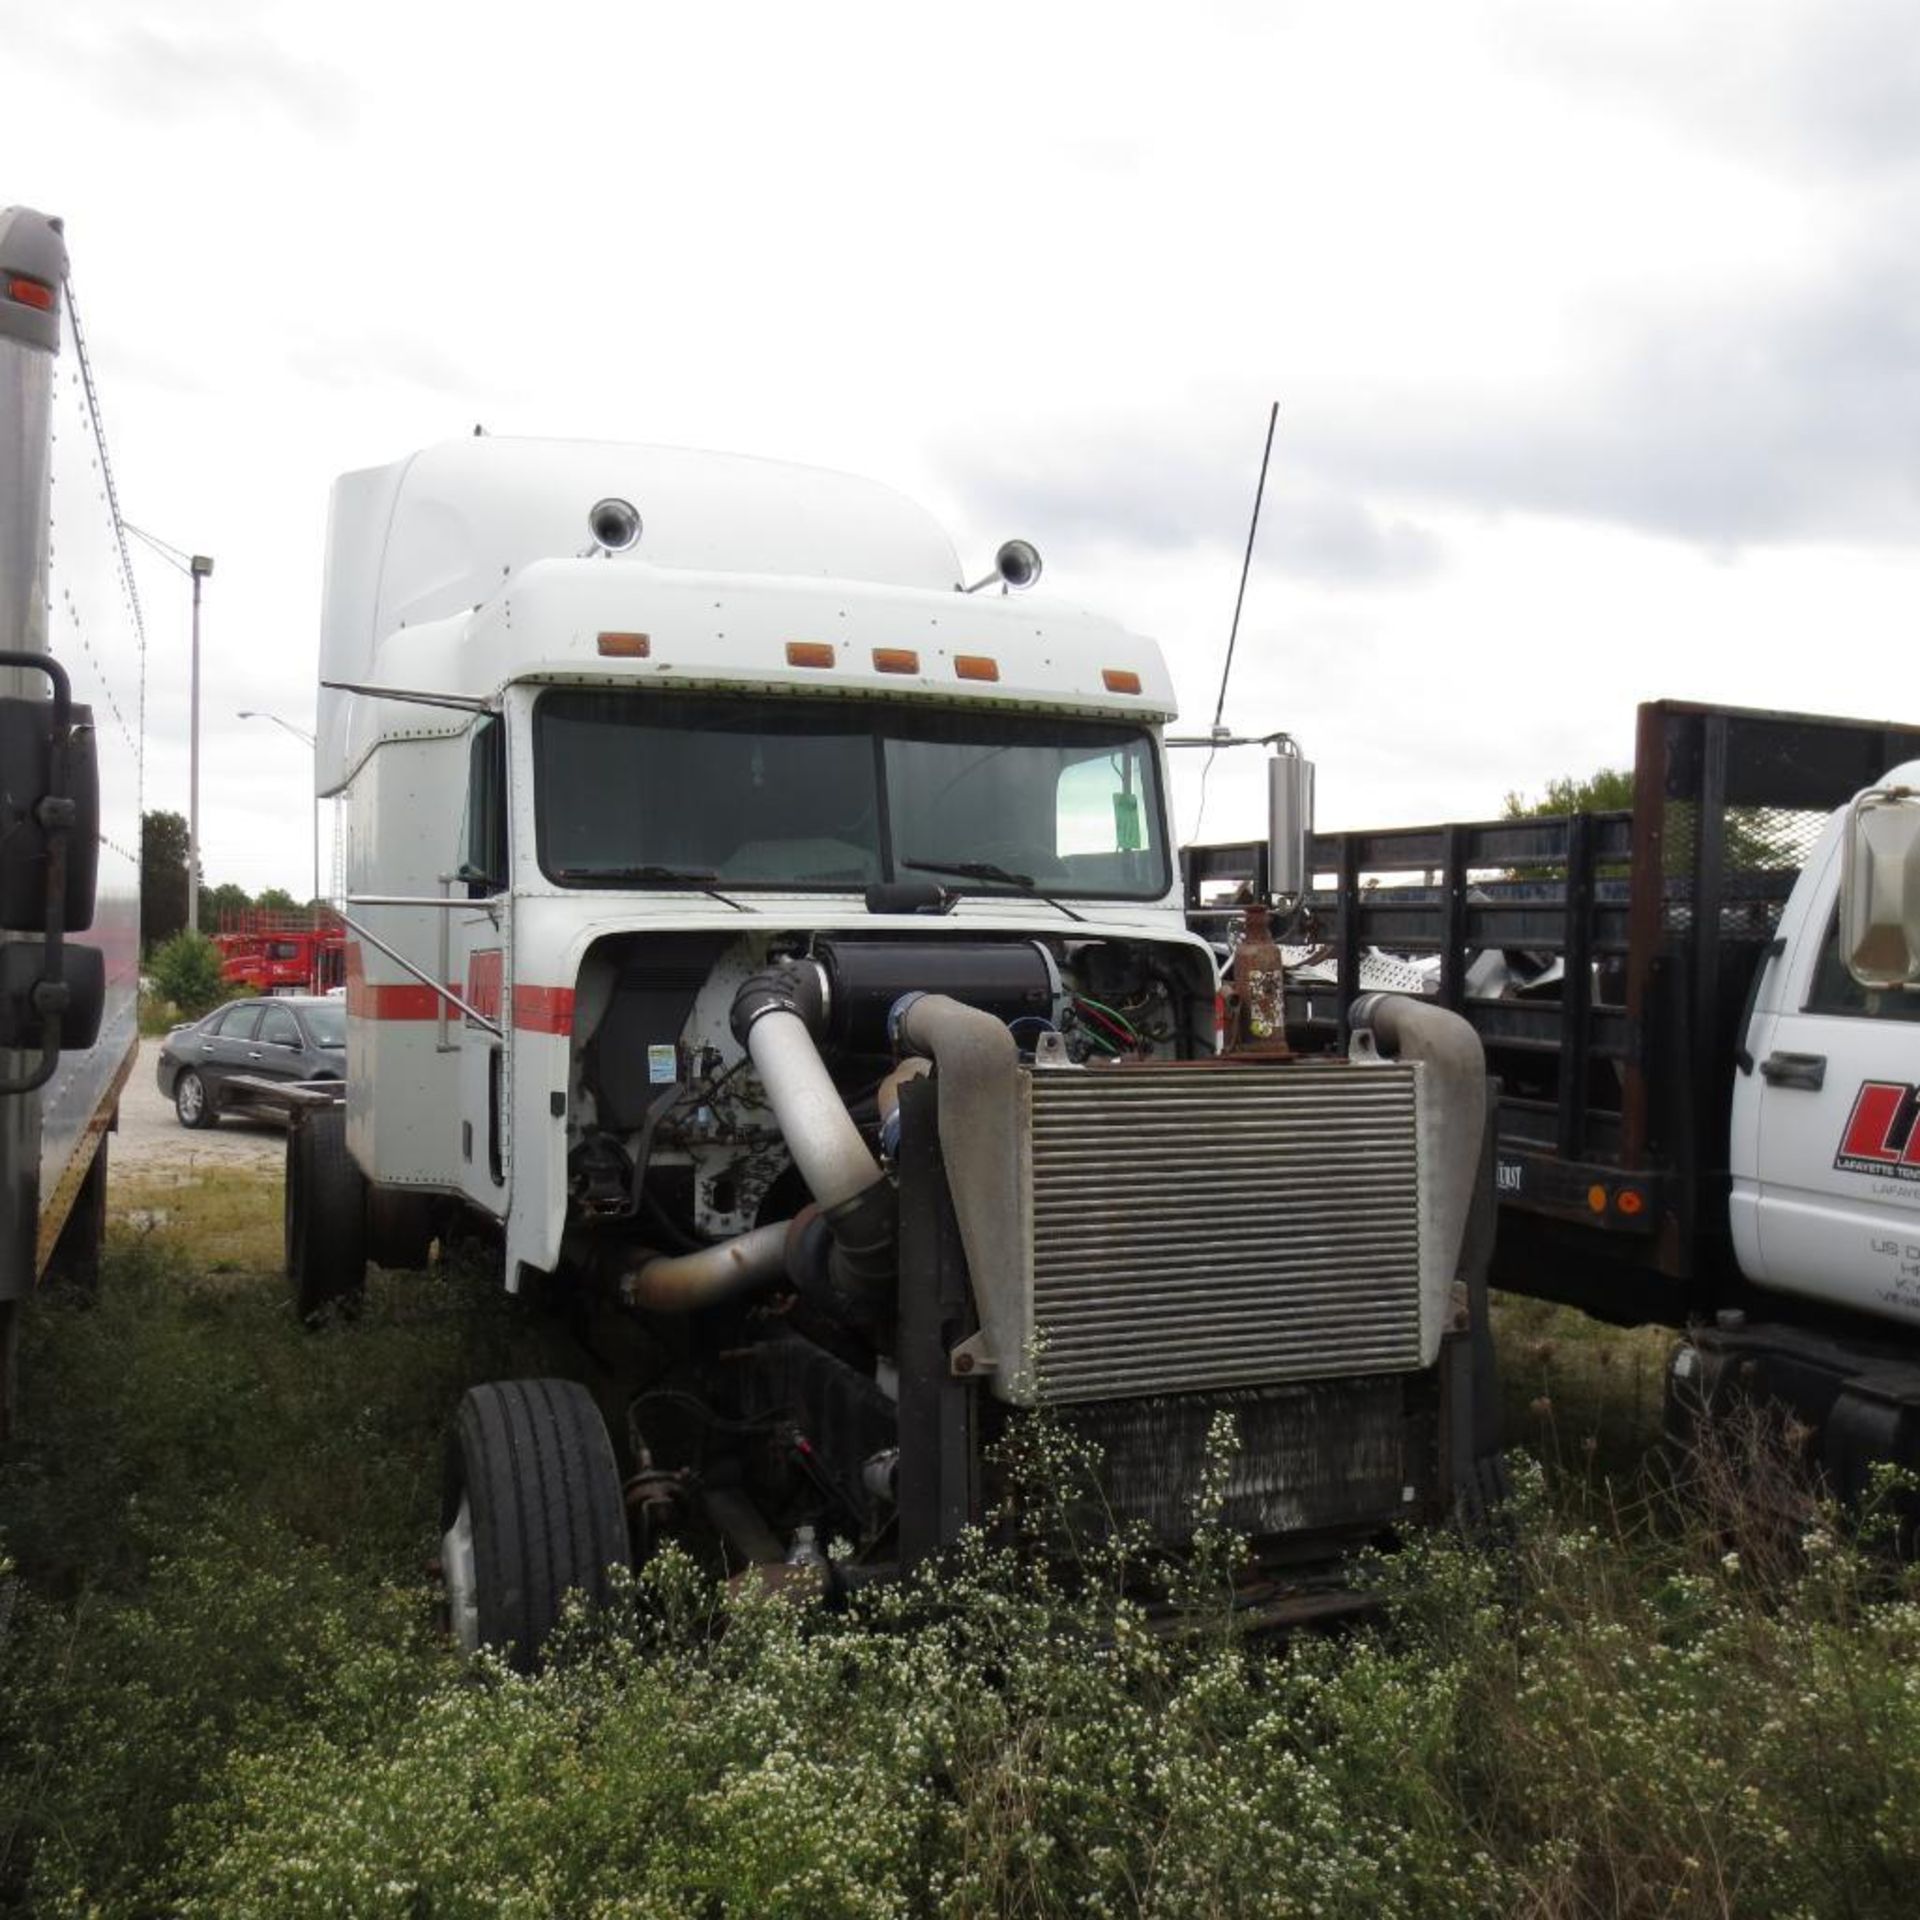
[1266,748,1315,900]
[0,940,106,1052]
[1840,783,1920,990]
[0,693,101,935]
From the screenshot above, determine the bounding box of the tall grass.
[0,1169,561,1914]
[2,1172,1917,1917]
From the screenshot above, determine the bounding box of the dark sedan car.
[155,995,346,1129]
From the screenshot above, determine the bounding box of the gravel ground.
[111,1039,288,1178]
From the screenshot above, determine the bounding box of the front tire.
[441,1379,630,1671]
[285,1105,368,1323]
[174,1069,215,1130]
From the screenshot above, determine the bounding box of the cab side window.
[463,717,507,898]
[1806,909,1920,1022]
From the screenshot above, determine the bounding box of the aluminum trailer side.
[0,206,145,1429]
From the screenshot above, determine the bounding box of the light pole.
[124,524,213,934]
[188,554,212,931]
[238,710,319,909]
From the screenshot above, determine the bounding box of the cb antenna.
[1212,400,1279,731]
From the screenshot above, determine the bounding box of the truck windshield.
[533,691,1168,898]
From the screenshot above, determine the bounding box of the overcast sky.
[10,0,1918,895]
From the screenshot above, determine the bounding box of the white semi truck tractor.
[0,207,142,1432]
[299,436,1500,1665]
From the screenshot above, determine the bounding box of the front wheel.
[441,1379,630,1671]
[174,1069,216,1130]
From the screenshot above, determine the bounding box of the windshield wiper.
[555,864,746,911]
[901,857,1085,923]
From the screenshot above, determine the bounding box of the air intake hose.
[621,1221,791,1312]
[730,962,896,1319]
[890,991,1030,1396]
[1348,991,1487,1287]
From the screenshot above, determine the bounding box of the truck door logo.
[1835,1081,1920,1181]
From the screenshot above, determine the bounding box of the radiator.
[1047,1376,1420,1539]
[1022,1059,1432,1405]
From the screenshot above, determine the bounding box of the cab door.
[1741,851,1920,1325]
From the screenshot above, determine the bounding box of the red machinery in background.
[212,909,345,996]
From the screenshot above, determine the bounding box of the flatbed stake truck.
[1191,699,1920,1495]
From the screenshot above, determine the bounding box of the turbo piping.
[1349,990,1488,1286]
[622,1221,791,1312]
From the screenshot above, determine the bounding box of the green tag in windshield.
[1112,791,1143,851]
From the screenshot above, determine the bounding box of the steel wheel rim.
[442,1494,479,1654]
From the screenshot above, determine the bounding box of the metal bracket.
[334,907,503,1037]
[948,1330,997,1378]
[0,651,73,1095]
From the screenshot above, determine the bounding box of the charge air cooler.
[999,1057,1447,1409]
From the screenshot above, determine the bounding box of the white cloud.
[13,0,1916,890]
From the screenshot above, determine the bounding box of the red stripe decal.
[342,941,573,1033]
[348,980,460,1021]
[513,985,575,1035]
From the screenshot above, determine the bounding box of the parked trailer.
[288,435,1502,1665]
[0,208,143,1431]
[1188,699,1920,1493]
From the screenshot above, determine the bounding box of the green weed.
[3,1177,1917,1917]
[171,1464,1920,1919]
[0,1172,560,1914]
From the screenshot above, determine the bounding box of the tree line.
[139,810,323,953]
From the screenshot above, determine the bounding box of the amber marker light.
[1587,1184,1608,1214]
[954,655,1000,682]
[596,631,650,657]
[872,648,920,674]
[1102,668,1143,695]
[785,642,837,669]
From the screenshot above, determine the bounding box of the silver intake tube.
[892,992,1032,1398]
[1348,991,1488,1288]
[743,1007,886,1209]
[622,1222,792,1313]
